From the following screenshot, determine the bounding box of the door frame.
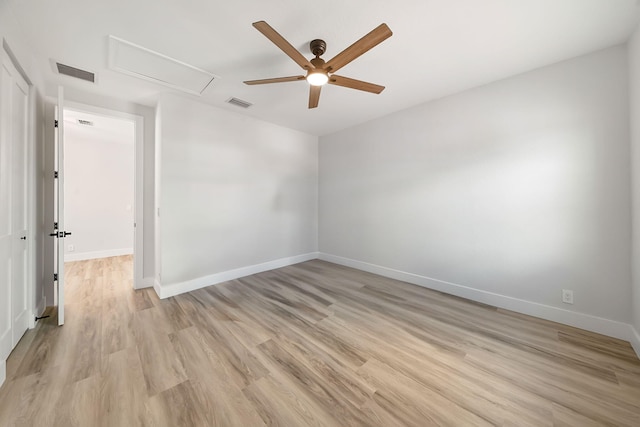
[63,100,144,289]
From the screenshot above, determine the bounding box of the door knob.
[20,236,26,240]
[49,231,72,238]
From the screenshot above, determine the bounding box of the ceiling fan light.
[306,72,328,86]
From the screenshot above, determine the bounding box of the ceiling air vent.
[55,62,95,83]
[226,97,253,109]
[78,119,94,126]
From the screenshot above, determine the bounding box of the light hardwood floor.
[1,255,639,426]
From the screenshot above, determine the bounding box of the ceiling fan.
[244,21,393,109]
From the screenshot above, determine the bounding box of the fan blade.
[325,23,392,73]
[329,75,385,94]
[244,76,305,85]
[252,21,315,70]
[309,85,321,109]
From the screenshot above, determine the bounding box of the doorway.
[58,103,144,312]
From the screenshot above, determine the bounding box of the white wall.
[156,94,318,296]
[320,46,632,334]
[63,115,134,261]
[629,24,640,352]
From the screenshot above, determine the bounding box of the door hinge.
[54,171,59,179]
[54,222,58,230]
[54,119,58,128]
[53,273,58,281]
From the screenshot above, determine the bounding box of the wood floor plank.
[99,346,149,427]
[552,402,610,427]
[145,380,212,427]
[0,256,638,426]
[2,364,69,425]
[101,295,134,355]
[131,307,188,396]
[232,280,370,368]
[169,326,266,426]
[267,327,376,408]
[254,338,379,426]
[323,308,556,425]
[0,371,49,425]
[157,296,193,331]
[222,318,272,349]
[129,288,156,312]
[53,374,101,427]
[357,357,494,426]
[198,313,269,387]
[465,349,640,426]
[8,320,62,379]
[243,374,337,427]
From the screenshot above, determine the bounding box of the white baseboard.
[153,278,162,299]
[136,277,155,290]
[36,295,45,318]
[631,326,640,358]
[29,295,47,329]
[0,359,5,389]
[318,253,636,344]
[158,252,320,299]
[64,248,133,262]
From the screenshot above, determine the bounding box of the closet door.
[10,53,29,345]
[0,49,30,362]
[0,49,13,362]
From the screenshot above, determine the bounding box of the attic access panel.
[108,35,218,95]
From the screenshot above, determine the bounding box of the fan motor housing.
[310,57,326,68]
[310,39,326,57]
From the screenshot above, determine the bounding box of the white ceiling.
[6,0,640,136]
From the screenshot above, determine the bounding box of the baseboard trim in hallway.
[64,248,133,262]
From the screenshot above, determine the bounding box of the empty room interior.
[3,0,640,425]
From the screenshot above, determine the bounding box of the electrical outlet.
[562,289,573,304]
[67,244,75,252]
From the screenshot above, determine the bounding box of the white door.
[10,55,29,345]
[53,87,66,326]
[0,48,30,361]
